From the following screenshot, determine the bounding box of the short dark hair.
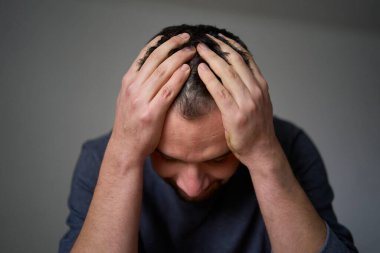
[138,24,250,119]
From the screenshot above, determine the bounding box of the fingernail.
[198,43,208,50]
[218,33,225,38]
[206,33,215,39]
[178,33,190,40]
[181,64,190,71]
[183,46,195,52]
[199,63,208,70]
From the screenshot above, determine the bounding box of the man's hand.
[72,34,195,253]
[197,35,327,253]
[196,34,277,167]
[110,33,195,167]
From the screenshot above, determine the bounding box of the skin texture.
[72,31,327,253]
[151,107,240,202]
[196,34,327,253]
[71,33,195,253]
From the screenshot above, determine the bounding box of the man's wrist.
[244,137,288,176]
[102,135,146,175]
[244,137,301,199]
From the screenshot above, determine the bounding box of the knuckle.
[122,73,129,83]
[139,109,153,125]
[249,56,255,64]
[235,112,249,127]
[209,53,219,61]
[261,79,269,92]
[246,101,258,115]
[226,67,239,80]
[148,51,161,63]
[230,53,244,63]
[122,71,135,86]
[217,87,229,100]
[129,97,139,110]
[241,95,258,114]
[153,66,167,79]
[160,86,174,100]
[253,87,264,103]
[125,85,133,98]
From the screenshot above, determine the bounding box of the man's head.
[139,24,250,119]
[143,25,249,202]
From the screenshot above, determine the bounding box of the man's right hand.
[109,33,195,167]
[72,34,194,253]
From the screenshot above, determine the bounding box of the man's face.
[151,107,240,202]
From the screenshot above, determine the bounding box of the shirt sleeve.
[287,129,358,253]
[58,142,102,253]
[319,223,354,253]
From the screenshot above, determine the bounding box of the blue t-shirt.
[59,118,358,252]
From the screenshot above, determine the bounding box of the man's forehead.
[162,106,223,135]
[157,108,228,162]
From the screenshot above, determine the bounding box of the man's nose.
[176,164,210,198]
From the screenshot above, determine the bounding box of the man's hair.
[138,24,250,119]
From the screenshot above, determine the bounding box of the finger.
[197,62,237,117]
[129,35,163,74]
[136,33,191,84]
[121,36,162,95]
[217,33,264,81]
[197,42,251,109]
[150,64,191,116]
[207,34,258,96]
[144,46,196,101]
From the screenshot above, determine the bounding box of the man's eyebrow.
[155,149,179,160]
[210,151,231,160]
[155,149,231,162]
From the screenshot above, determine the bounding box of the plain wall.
[1,0,379,252]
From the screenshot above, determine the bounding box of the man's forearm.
[196,34,328,252]
[69,33,193,253]
[71,140,144,253]
[247,140,327,253]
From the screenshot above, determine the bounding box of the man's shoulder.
[273,116,312,159]
[273,116,303,141]
[71,132,112,188]
[81,131,112,159]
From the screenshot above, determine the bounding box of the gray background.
[1,0,379,252]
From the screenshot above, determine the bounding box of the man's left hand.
[197,34,278,167]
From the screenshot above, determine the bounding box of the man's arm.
[197,34,349,253]
[70,33,195,253]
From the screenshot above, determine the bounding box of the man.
[59,25,357,252]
